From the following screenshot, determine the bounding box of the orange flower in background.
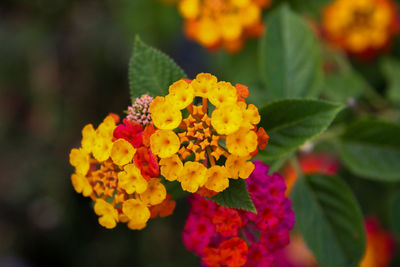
[176,0,272,52]
[360,217,396,267]
[282,152,340,195]
[322,0,400,58]
[274,218,396,267]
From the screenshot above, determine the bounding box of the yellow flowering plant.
[150,73,269,195]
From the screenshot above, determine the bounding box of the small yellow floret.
[191,73,218,97]
[94,199,118,229]
[118,163,148,194]
[139,178,167,205]
[211,104,243,135]
[225,155,255,179]
[179,161,207,193]
[110,139,136,166]
[69,148,90,175]
[92,136,113,162]
[150,130,180,158]
[150,96,182,130]
[159,154,183,181]
[226,128,258,156]
[71,173,92,196]
[122,199,150,229]
[96,115,116,139]
[205,166,230,192]
[166,80,195,110]
[209,81,238,107]
[81,124,96,153]
[179,0,199,19]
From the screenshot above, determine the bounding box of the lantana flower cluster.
[177,0,272,52]
[322,0,400,57]
[150,73,269,194]
[182,161,295,267]
[69,96,176,230]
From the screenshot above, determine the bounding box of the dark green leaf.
[259,5,323,99]
[258,99,343,160]
[291,175,366,267]
[129,36,186,99]
[381,58,400,104]
[211,179,256,213]
[339,119,400,181]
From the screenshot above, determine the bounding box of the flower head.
[127,94,153,125]
[322,0,400,58]
[150,73,268,194]
[69,114,175,230]
[182,161,295,267]
[176,0,272,52]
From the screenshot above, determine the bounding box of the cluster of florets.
[149,73,269,195]
[127,94,153,125]
[69,112,175,230]
[322,0,400,57]
[182,161,295,267]
[176,0,272,52]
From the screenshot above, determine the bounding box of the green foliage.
[129,36,186,100]
[381,58,400,104]
[259,5,323,100]
[291,175,366,267]
[323,72,368,102]
[391,190,400,239]
[339,119,400,181]
[258,99,343,160]
[211,179,256,213]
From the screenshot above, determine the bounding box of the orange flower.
[175,0,272,52]
[322,0,400,58]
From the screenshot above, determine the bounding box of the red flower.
[113,118,143,148]
[219,237,248,267]
[134,147,159,179]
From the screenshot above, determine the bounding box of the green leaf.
[291,175,366,267]
[339,119,400,181]
[391,189,400,239]
[323,72,368,103]
[259,5,323,100]
[381,58,400,104]
[211,179,256,213]
[258,99,343,160]
[129,36,186,99]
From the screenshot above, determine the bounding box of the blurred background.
[1,0,400,266]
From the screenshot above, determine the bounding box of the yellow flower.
[127,221,147,230]
[94,199,118,229]
[71,173,92,196]
[225,155,255,179]
[211,104,243,135]
[118,163,148,194]
[96,115,116,139]
[220,14,242,41]
[204,166,230,192]
[209,81,238,107]
[179,161,207,192]
[150,96,182,130]
[110,139,136,166]
[150,130,180,158]
[179,0,199,19]
[69,148,90,175]
[122,199,150,229]
[92,136,113,162]
[166,80,195,110]
[243,104,261,126]
[139,178,167,205]
[81,124,96,153]
[226,128,258,156]
[191,73,218,97]
[159,154,183,181]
